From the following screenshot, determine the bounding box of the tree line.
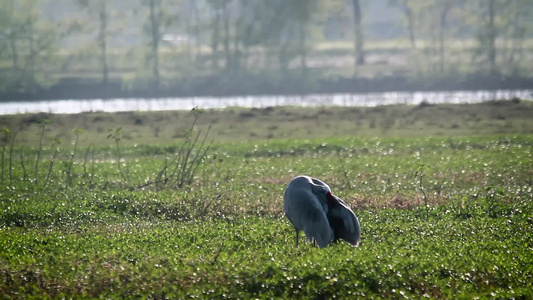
[0,0,531,98]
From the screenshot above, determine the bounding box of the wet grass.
[1,102,532,298]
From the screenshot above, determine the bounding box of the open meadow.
[1,100,533,298]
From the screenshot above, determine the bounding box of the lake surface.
[1,89,531,115]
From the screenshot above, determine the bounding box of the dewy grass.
[0,105,532,298]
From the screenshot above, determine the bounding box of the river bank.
[2,74,533,103]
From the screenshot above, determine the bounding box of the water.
[1,89,531,115]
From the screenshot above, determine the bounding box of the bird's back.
[284,176,333,248]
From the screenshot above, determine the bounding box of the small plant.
[452,194,476,220]
[34,119,49,186]
[108,127,129,183]
[484,185,504,218]
[19,145,28,182]
[8,129,19,186]
[336,149,352,190]
[1,128,8,185]
[152,107,213,189]
[65,128,83,186]
[83,144,96,189]
[44,138,61,188]
[415,164,429,219]
[1,128,20,186]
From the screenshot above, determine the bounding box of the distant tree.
[241,0,295,78]
[250,0,319,79]
[294,0,310,74]
[422,0,461,74]
[141,0,172,89]
[223,0,260,74]
[290,0,320,77]
[435,0,457,73]
[485,0,497,75]
[402,0,417,51]
[147,0,161,88]
[229,0,283,74]
[472,0,532,76]
[231,0,252,73]
[206,0,230,72]
[221,1,231,72]
[76,0,110,86]
[499,0,532,75]
[206,0,254,74]
[472,0,503,75]
[351,0,365,68]
[388,0,423,75]
[0,1,16,68]
[182,0,201,68]
[0,0,58,94]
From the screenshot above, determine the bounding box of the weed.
[484,185,505,218]
[34,119,49,185]
[415,164,430,219]
[107,127,129,183]
[65,128,82,186]
[336,149,352,189]
[139,108,214,190]
[0,128,15,186]
[83,143,96,189]
[19,145,28,181]
[1,128,7,185]
[7,129,19,186]
[44,138,60,188]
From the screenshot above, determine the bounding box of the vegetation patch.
[1,104,532,298]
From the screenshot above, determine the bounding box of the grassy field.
[2,99,533,146]
[1,100,532,298]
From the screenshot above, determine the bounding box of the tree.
[473,0,503,75]
[0,0,58,94]
[473,0,532,76]
[232,0,295,78]
[435,0,456,73]
[76,0,110,86]
[486,0,497,75]
[351,0,365,68]
[206,0,228,72]
[422,0,461,74]
[254,0,319,79]
[388,0,428,51]
[146,0,162,88]
[139,0,173,89]
[499,0,532,75]
[295,0,309,74]
[290,0,320,77]
[231,0,252,73]
[183,0,201,67]
[388,0,423,75]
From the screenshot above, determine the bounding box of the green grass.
[1,102,532,298]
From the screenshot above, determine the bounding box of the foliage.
[2,0,533,96]
[0,0,59,94]
[0,122,532,298]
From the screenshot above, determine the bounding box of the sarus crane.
[283,175,361,248]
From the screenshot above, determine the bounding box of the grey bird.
[283,175,361,248]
